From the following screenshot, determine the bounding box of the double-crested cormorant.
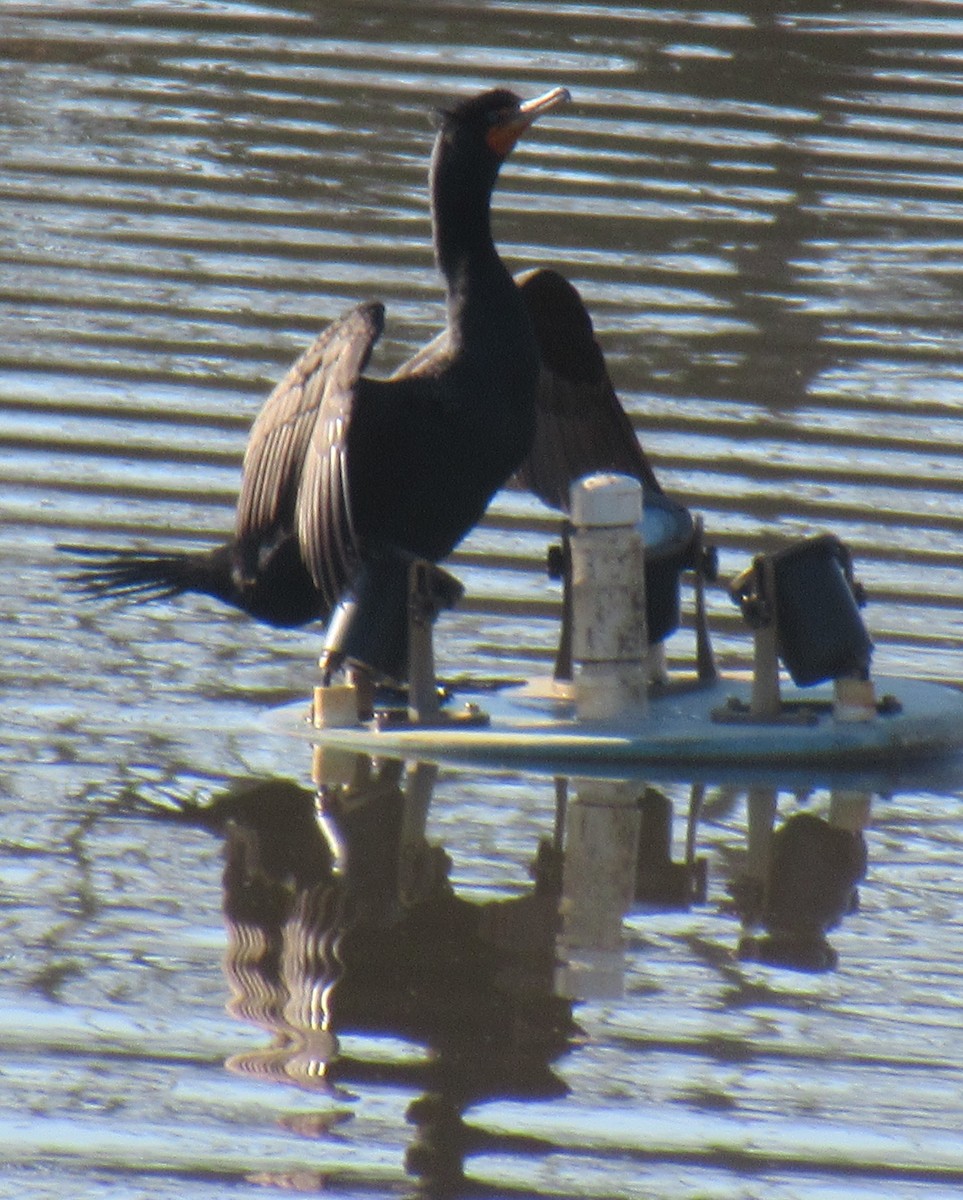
[66,86,569,680]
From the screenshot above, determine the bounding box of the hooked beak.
[486,86,571,158]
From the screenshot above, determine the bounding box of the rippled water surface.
[3,2,963,1197]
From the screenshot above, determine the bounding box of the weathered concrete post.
[570,473,649,722]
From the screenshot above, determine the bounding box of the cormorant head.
[436,86,570,162]
[430,86,569,215]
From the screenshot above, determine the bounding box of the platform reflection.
[152,749,878,1191]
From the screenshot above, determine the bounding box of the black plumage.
[510,267,664,508]
[66,86,569,678]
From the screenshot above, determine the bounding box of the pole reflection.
[726,787,869,971]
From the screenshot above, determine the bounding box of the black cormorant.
[66,86,570,680]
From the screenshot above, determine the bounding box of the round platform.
[269,674,963,786]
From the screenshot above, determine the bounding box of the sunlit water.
[2,2,963,1197]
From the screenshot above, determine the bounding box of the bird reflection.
[208,759,575,1195]
[168,757,715,1192]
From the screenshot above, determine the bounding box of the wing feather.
[291,303,386,606]
[235,301,384,598]
[513,268,662,511]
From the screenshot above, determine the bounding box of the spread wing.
[235,301,385,605]
[513,267,662,511]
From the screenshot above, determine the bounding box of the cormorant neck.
[430,134,507,318]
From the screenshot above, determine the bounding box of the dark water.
[2,2,963,1197]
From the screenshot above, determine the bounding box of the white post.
[569,473,649,722]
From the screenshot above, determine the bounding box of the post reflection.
[725,787,869,972]
[553,776,707,1000]
[179,759,875,1189]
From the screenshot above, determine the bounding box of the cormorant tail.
[59,544,221,603]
